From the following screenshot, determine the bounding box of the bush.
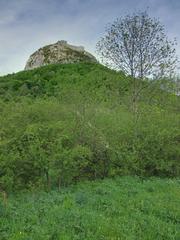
[0,63,179,192]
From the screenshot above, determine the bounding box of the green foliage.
[0,177,179,239]
[0,63,179,191]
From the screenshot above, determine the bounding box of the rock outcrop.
[25,40,97,70]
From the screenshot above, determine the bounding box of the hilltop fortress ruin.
[25,40,97,70]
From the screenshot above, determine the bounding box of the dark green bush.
[0,63,179,191]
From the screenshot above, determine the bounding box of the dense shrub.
[0,63,179,191]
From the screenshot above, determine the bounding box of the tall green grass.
[0,177,179,240]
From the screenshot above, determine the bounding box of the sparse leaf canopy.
[97,11,178,79]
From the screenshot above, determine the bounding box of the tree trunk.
[58,176,61,191]
[46,171,51,191]
[1,191,8,207]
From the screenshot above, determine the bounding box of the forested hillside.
[0,63,179,191]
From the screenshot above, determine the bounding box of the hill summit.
[25,40,97,70]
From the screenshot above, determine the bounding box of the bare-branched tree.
[97,11,178,117]
[96,11,178,79]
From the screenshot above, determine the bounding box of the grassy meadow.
[0,177,180,240]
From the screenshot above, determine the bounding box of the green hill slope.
[0,63,179,191]
[0,63,131,106]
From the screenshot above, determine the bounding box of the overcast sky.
[0,0,179,75]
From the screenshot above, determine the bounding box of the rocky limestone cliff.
[25,40,97,70]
